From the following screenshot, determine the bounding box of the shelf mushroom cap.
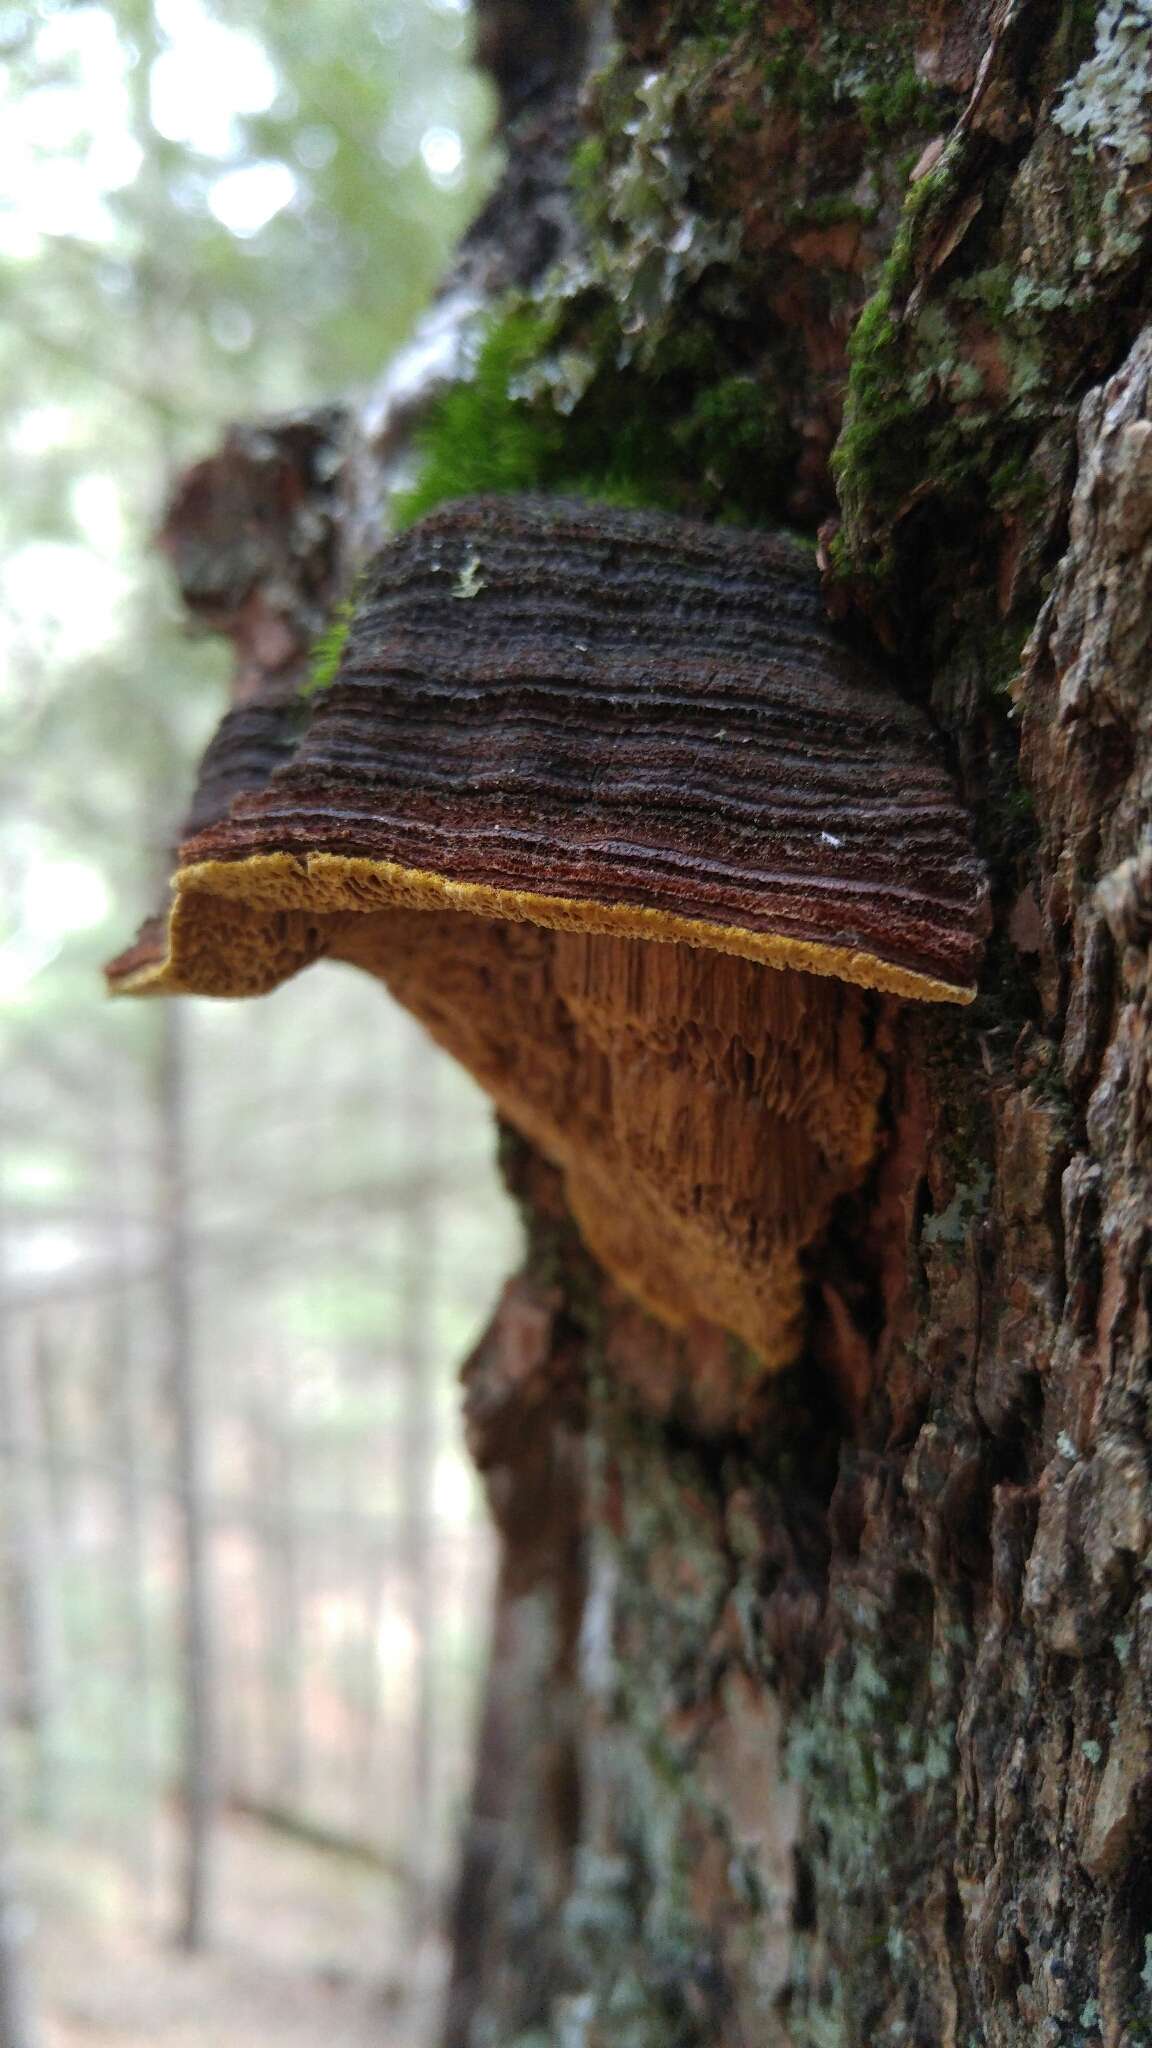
[110,496,988,1005]
[107,496,990,1369]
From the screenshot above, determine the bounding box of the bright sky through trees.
[0,0,494,997]
[0,12,514,2009]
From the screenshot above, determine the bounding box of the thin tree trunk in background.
[252,1402,304,1813]
[7,1342,62,1835]
[0,1737,40,2048]
[109,1322,157,1891]
[352,1505,389,1849]
[102,1146,156,1891]
[399,1037,438,1940]
[29,1332,70,1551]
[156,1002,214,1951]
[0,1295,61,1832]
[0,1162,42,2048]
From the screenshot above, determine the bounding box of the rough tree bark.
[123,3,1152,2043]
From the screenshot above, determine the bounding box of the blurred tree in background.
[0,2,512,2037]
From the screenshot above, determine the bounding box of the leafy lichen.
[1053,2,1152,170]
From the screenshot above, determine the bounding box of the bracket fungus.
[108,497,988,1369]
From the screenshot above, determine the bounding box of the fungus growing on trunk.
[109,498,987,1367]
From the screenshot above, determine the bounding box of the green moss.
[301,594,357,698]
[407,17,955,557]
[394,308,564,527]
[762,30,843,128]
[681,0,760,41]
[831,2,1152,601]
[790,192,874,230]
[397,299,795,532]
[988,448,1043,511]
[670,372,790,497]
[762,18,951,143]
[832,153,1077,586]
[831,287,917,516]
[854,62,937,138]
[571,134,607,215]
[953,261,1016,325]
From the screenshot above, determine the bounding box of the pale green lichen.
[1053,2,1152,169]
[784,1578,966,2045]
[452,547,486,599]
[575,59,742,364]
[920,1170,993,1247]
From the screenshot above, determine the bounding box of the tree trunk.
[249,1399,305,1815]
[101,1185,157,1890]
[0,1226,61,1836]
[397,1032,439,1943]
[125,2,1152,2041]
[156,1003,215,1952]
[0,1160,43,2048]
[0,1748,41,2048]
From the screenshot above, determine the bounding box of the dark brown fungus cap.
[125,497,988,1005]
[108,498,989,1370]
[103,696,314,995]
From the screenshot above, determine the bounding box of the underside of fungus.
[109,497,988,1368]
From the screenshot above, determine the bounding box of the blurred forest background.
[0,3,516,2041]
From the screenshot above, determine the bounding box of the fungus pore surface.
[110,496,987,1366]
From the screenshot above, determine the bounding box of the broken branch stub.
[108,496,988,1367]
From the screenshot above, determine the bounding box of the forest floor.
[26,1810,442,2047]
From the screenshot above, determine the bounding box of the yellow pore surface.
[119,849,976,1006]
[111,849,920,1370]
